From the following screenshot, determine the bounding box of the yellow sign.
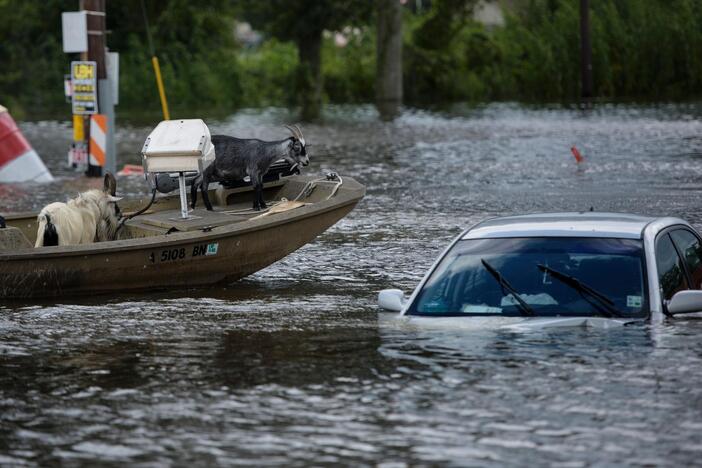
[70,60,98,115]
[72,114,84,141]
[72,63,94,80]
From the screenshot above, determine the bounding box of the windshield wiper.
[536,264,623,318]
[481,259,535,317]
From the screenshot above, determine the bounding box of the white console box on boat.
[141,119,215,219]
[141,119,215,173]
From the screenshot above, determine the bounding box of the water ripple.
[3,103,702,465]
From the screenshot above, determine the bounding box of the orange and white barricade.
[89,114,107,168]
[0,105,53,183]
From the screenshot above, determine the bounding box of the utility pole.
[81,0,116,176]
[376,0,403,121]
[580,0,593,107]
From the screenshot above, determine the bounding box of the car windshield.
[409,237,648,318]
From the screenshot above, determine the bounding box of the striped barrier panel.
[89,114,107,168]
[0,105,54,183]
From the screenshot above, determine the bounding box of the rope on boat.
[293,172,343,202]
[222,172,344,216]
[327,173,343,199]
[115,188,157,235]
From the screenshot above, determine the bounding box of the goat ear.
[108,195,122,202]
[103,172,117,196]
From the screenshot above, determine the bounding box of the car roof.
[463,212,659,240]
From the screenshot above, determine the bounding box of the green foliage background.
[405,0,702,103]
[1,0,702,118]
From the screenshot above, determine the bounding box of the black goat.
[191,125,309,211]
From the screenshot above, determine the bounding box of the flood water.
[2,103,702,466]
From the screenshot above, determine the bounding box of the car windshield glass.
[409,237,647,318]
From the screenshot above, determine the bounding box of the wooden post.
[580,0,593,106]
[376,0,403,120]
[83,0,106,80]
[81,0,109,176]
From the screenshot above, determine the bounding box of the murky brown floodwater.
[2,103,702,466]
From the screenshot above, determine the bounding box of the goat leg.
[259,185,267,210]
[254,173,267,210]
[254,171,261,211]
[201,175,214,211]
[252,182,261,211]
[190,176,199,209]
[251,178,267,211]
[253,172,267,211]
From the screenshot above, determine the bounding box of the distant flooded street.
[2,103,702,465]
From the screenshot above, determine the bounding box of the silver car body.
[398,212,699,326]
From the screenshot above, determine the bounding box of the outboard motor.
[141,119,215,219]
[153,173,199,194]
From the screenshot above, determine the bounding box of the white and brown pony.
[35,173,122,247]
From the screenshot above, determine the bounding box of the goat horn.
[284,124,298,138]
[293,124,305,145]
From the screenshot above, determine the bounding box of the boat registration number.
[149,243,219,263]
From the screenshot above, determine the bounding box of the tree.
[239,0,371,120]
[404,0,479,104]
[107,0,241,112]
[0,0,73,114]
[376,0,403,120]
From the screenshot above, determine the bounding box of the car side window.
[656,233,688,300]
[670,229,702,289]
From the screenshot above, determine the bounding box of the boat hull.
[0,175,364,299]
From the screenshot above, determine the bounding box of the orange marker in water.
[571,146,585,163]
[117,164,145,176]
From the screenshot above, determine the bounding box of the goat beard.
[96,205,121,242]
[98,216,118,242]
[79,191,121,242]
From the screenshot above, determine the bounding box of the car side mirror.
[667,290,702,314]
[378,289,405,312]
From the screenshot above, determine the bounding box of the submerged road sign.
[71,61,98,115]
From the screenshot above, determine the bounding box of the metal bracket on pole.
[172,172,200,221]
[178,172,189,219]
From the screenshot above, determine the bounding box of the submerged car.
[378,213,702,329]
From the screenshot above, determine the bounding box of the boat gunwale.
[0,177,364,261]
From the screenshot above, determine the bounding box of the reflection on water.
[2,103,702,465]
[215,327,388,388]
